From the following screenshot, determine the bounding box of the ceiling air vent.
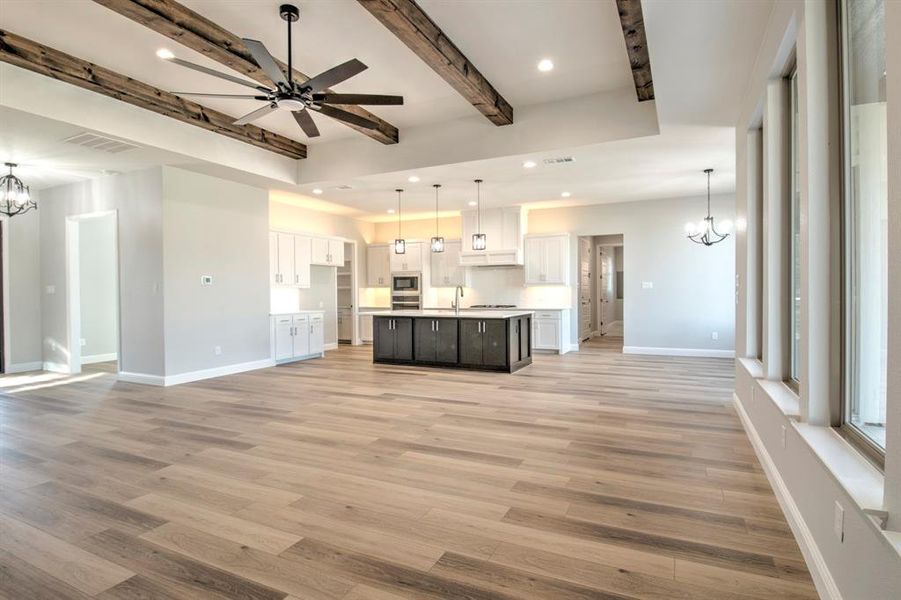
[334,185,354,190]
[543,156,575,165]
[62,132,139,154]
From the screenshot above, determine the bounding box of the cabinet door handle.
[295,274,299,284]
[435,320,439,332]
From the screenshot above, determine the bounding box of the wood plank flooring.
[0,339,817,599]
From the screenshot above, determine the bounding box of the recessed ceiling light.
[561,191,571,198]
[522,160,537,169]
[468,201,477,207]
[537,59,554,72]
[156,48,175,60]
[387,208,395,213]
[407,175,420,183]
[312,188,323,195]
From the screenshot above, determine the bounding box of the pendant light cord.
[475,179,483,231]
[396,189,402,237]
[434,184,440,234]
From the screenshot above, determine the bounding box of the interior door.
[579,238,592,340]
[597,246,616,335]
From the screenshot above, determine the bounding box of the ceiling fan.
[158,3,402,138]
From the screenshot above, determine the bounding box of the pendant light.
[0,163,36,218]
[393,188,405,254]
[472,179,486,251]
[685,168,731,246]
[430,184,445,253]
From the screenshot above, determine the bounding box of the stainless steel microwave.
[391,273,420,293]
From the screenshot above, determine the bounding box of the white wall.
[528,194,736,354]
[37,168,165,376]
[4,207,42,370]
[733,2,901,599]
[78,214,117,360]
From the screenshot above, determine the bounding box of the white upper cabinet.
[367,244,391,287]
[431,240,469,287]
[269,232,280,285]
[524,234,570,285]
[271,231,299,287]
[390,241,423,272]
[460,206,525,266]
[293,235,311,287]
[311,236,344,266]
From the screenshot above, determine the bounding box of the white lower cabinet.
[359,314,373,343]
[531,310,571,354]
[272,312,325,363]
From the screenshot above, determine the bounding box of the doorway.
[578,237,592,341]
[65,211,120,374]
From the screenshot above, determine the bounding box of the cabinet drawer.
[534,311,560,319]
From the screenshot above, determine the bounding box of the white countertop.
[270,310,325,316]
[369,309,533,319]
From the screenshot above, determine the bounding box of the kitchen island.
[371,310,532,373]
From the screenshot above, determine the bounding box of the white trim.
[623,345,735,358]
[733,393,841,600]
[1,217,9,374]
[43,361,71,374]
[118,358,275,387]
[6,361,43,374]
[81,352,118,365]
[565,343,579,353]
[324,342,338,351]
[117,371,165,386]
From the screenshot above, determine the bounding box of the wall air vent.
[334,185,354,190]
[62,132,139,154]
[543,156,575,165]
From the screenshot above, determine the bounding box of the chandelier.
[1,163,37,218]
[685,168,730,246]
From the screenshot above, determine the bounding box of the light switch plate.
[214,346,222,356]
[834,501,844,542]
[46,285,56,294]
[711,332,719,340]
[642,281,653,289]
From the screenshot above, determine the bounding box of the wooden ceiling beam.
[615,0,654,102]
[357,0,513,126]
[0,29,307,159]
[92,0,399,144]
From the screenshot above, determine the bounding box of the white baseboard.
[623,346,735,358]
[324,342,338,351]
[118,358,275,387]
[43,361,72,374]
[732,393,841,600]
[117,371,166,386]
[5,361,43,374]
[82,352,118,365]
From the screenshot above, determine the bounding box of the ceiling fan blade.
[303,59,368,93]
[174,92,268,100]
[243,38,289,87]
[233,103,278,125]
[313,93,403,106]
[167,57,265,91]
[314,104,378,130]
[292,109,321,138]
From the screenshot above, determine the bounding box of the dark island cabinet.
[460,319,507,367]
[414,318,458,364]
[374,317,413,361]
[374,314,531,373]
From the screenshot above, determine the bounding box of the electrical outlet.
[46,285,56,294]
[781,425,786,448]
[80,338,87,347]
[642,281,654,289]
[711,331,719,341]
[834,501,844,542]
[200,275,213,285]
[214,346,222,356]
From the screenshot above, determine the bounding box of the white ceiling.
[0,0,775,217]
[0,0,633,146]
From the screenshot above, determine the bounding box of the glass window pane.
[789,69,801,383]
[842,0,887,451]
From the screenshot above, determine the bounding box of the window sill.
[758,378,801,420]
[737,356,764,379]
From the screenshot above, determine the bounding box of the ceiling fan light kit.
[686,168,730,247]
[0,163,36,218]
[161,4,403,139]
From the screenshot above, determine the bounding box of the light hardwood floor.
[0,341,817,599]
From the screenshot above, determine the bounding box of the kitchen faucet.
[453,285,464,315]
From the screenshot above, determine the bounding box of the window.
[788,68,801,386]
[840,0,887,455]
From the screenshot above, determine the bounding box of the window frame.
[836,0,887,467]
[786,66,801,392]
